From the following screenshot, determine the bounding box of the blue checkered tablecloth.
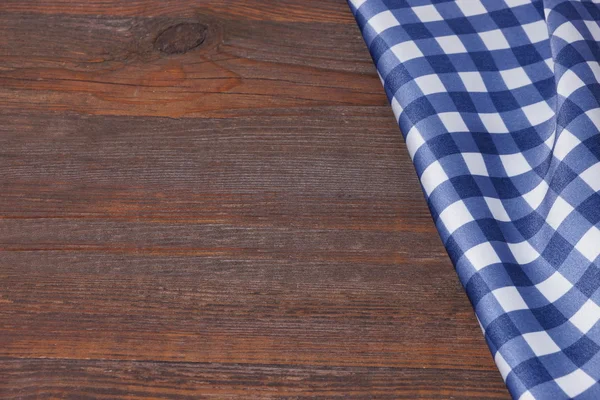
[347,0,600,398]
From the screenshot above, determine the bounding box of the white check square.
[535,272,573,303]
[580,162,600,192]
[456,0,487,16]
[576,226,600,262]
[439,112,468,133]
[585,20,600,41]
[391,97,403,122]
[508,241,540,265]
[500,67,533,90]
[554,21,586,43]
[349,0,368,8]
[570,299,600,334]
[484,197,511,222]
[480,113,509,134]
[522,101,554,126]
[435,35,467,54]
[557,69,585,98]
[493,286,528,312]
[522,180,549,211]
[412,5,443,22]
[414,74,446,95]
[503,0,530,6]
[439,200,474,234]
[522,331,561,356]
[464,242,501,271]
[368,11,400,34]
[519,391,535,400]
[405,126,425,159]
[546,196,573,230]
[420,160,449,196]
[390,41,424,63]
[556,369,596,398]
[500,153,531,177]
[553,129,581,161]
[463,152,489,176]
[522,20,548,43]
[494,352,512,380]
[479,29,511,50]
[459,71,487,92]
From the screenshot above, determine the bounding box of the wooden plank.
[0,252,487,367]
[0,359,510,399]
[0,0,510,397]
[0,110,426,223]
[0,0,354,22]
[1,111,466,366]
[0,109,508,396]
[0,12,381,118]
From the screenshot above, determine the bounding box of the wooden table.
[0,1,510,398]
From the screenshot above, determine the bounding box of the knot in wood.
[154,23,208,55]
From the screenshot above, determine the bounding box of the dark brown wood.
[0,11,382,118]
[0,359,508,399]
[0,1,510,398]
[154,23,208,55]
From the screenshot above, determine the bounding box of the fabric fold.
[347,1,600,398]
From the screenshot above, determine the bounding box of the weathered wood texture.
[0,1,510,398]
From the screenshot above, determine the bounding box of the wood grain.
[0,0,355,22]
[0,359,508,399]
[0,12,382,118]
[0,0,510,398]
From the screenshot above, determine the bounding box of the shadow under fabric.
[347,1,600,398]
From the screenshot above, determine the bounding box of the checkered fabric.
[347,0,600,398]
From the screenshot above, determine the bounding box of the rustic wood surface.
[0,1,510,398]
